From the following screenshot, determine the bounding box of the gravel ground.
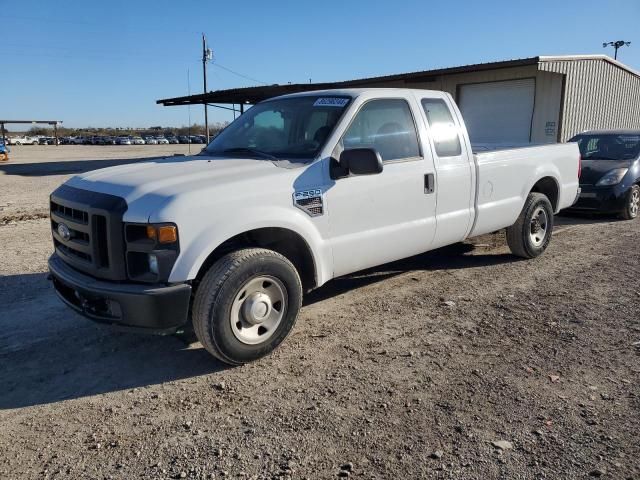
[0,148,639,479]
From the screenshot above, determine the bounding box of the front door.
[325,97,437,277]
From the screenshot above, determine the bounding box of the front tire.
[192,248,303,365]
[620,185,639,220]
[506,192,554,258]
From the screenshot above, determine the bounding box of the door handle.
[424,173,435,194]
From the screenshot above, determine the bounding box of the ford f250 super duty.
[48,89,581,364]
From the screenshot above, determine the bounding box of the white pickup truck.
[48,88,580,364]
[8,135,38,145]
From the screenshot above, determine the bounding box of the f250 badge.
[293,189,324,217]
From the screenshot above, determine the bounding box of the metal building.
[158,55,640,145]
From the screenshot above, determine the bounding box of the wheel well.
[195,228,317,292]
[531,177,559,212]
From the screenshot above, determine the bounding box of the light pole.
[603,40,631,60]
[202,34,213,143]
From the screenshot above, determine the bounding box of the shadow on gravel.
[0,273,227,409]
[305,242,516,306]
[555,211,624,226]
[0,156,176,177]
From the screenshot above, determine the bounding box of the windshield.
[570,133,640,160]
[204,95,352,160]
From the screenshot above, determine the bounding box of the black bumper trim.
[48,254,191,333]
[566,185,628,214]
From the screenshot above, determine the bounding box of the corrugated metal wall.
[539,59,640,141]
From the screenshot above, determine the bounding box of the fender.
[525,168,561,211]
[168,205,333,286]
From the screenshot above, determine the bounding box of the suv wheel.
[621,185,639,220]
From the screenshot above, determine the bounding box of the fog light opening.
[148,254,159,275]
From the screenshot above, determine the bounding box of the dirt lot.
[0,147,639,479]
[0,145,193,224]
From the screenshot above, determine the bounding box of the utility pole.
[603,40,631,60]
[202,34,213,143]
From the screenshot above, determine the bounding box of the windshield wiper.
[222,147,279,161]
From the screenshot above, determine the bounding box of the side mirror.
[340,148,383,175]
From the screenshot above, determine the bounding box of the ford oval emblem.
[57,223,71,241]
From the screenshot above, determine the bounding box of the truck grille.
[50,201,89,224]
[50,185,127,280]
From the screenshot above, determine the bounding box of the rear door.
[417,94,474,247]
[325,95,437,277]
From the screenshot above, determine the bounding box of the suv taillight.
[578,155,582,179]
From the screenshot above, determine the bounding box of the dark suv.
[568,130,640,220]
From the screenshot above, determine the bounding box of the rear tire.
[192,248,302,365]
[620,185,639,220]
[506,192,554,259]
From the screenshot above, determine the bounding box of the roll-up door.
[458,78,535,145]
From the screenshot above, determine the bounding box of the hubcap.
[230,276,286,345]
[529,207,548,247]
[630,190,639,217]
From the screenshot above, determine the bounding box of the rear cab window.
[421,98,462,157]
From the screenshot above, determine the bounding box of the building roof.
[157,55,639,107]
[539,55,640,77]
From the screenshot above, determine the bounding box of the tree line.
[7,123,229,137]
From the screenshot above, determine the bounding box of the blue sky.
[1,0,639,128]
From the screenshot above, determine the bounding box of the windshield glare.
[570,134,640,160]
[204,95,351,160]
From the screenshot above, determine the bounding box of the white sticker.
[313,97,349,107]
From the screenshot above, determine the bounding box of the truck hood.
[579,159,633,186]
[66,154,292,220]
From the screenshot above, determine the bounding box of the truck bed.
[470,143,580,237]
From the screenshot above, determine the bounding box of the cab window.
[421,98,462,157]
[342,99,420,162]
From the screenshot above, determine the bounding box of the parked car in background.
[567,130,640,220]
[132,136,146,145]
[190,135,204,144]
[103,136,117,145]
[117,136,132,145]
[144,137,158,145]
[0,139,10,161]
[8,135,38,145]
[178,135,191,144]
[167,136,179,144]
[156,136,169,144]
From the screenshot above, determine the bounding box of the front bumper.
[48,254,191,333]
[566,185,628,214]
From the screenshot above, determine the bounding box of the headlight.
[124,223,179,282]
[596,168,628,186]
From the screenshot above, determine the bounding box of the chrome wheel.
[230,275,287,345]
[529,207,549,247]
[629,189,639,218]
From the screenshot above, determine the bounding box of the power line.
[211,63,268,86]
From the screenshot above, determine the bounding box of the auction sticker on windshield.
[313,97,350,107]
